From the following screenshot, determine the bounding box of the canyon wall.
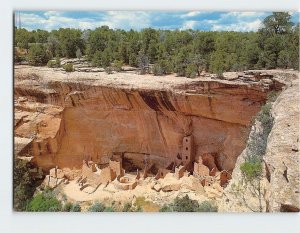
[219,70,299,212]
[14,66,276,173]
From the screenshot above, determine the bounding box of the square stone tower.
[182,135,193,165]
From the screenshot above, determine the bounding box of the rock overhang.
[14,66,284,174]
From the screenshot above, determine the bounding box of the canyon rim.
[13,11,299,212]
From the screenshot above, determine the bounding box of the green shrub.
[14,48,26,63]
[153,59,173,76]
[27,44,50,66]
[13,159,44,211]
[152,63,164,76]
[159,204,173,212]
[137,51,149,74]
[112,60,123,72]
[47,60,56,68]
[185,64,198,79]
[27,190,62,212]
[70,203,81,212]
[63,202,81,212]
[88,202,106,212]
[122,203,133,212]
[63,63,74,72]
[216,70,224,79]
[267,91,279,103]
[198,201,218,212]
[92,51,102,67]
[256,102,273,137]
[104,206,115,212]
[172,195,200,212]
[63,202,73,211]
[76,48,82,60]
[240,161,263,181]
[159,195,218,212]
[47,57,61,68]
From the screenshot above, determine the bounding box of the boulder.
[180,176,205,194]
[160,174,182,192]
[223,72,239,81]
[153,183,162,192]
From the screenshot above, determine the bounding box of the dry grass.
[135,197,160,212]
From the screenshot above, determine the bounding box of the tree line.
[14,12,299,76]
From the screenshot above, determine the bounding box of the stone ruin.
[44,135,232,193]
[42,166,68,188]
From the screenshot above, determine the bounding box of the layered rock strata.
[14,66,281,178]
[219,70,299,212]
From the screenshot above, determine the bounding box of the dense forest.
[14,12,299,77]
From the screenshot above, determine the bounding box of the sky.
[16,11,299,32]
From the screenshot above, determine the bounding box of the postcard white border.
[1,1,299,233]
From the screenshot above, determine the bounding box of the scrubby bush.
[152,59,172,76]
[27,44,50,66]
[26,189,62,212]
[267,91,279,103]
[137,51,149,74]
[47,60,57,68]
[240,161,263,181]
[13,158,43,211]
[198,200,218,212]
[185,64,198,79]
[172,195,200,212]
[104,206,115,212]
[63,202,81,212]
[159,195,218,212]
[159,204,173,212]
[122,203,134,212]
[238,90,278,212]
[63,63,74,72]
[47,57,61,68]
[152,63,164,76]
[112,60,123,72]
[92,51,102,67]
[88,202,106,212]
[76,48,82,60]
[14,47,27,63]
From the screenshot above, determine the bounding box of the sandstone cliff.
[14,66,278,174]
[219,70,299,212]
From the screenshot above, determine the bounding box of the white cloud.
[180,11,203,18]
[180,20,197,30]
[100,11,151,30]
[18,11,273,32]
[222,12,267,19]
[212,19,262,32]
[44,11,61,17]
[20,12,99,31]
[19,11,151,31]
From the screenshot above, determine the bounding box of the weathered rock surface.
[264,73,300,212]
[219,70,299,212]
[14,66,280,173]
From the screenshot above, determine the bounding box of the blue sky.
[16,11,299,32]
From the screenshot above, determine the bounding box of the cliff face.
[264,72,300,212]
[14,66,276,173]
[219,70,299,212]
